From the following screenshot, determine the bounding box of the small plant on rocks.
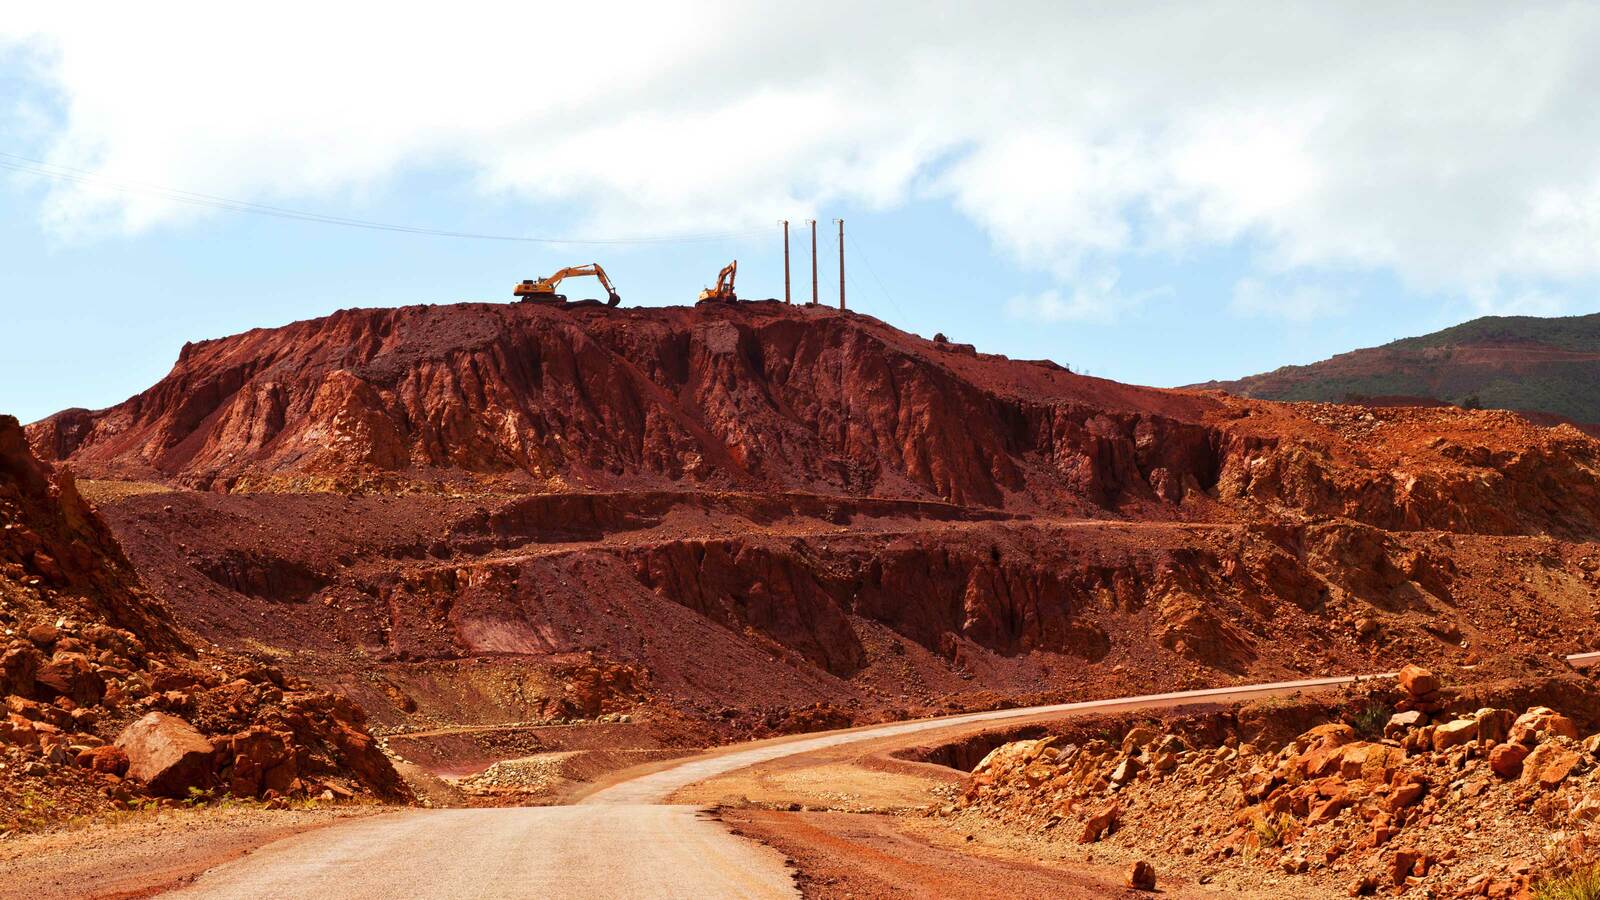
[1349,699,1394,739]
[1252,811,1292,850]
[1532,863,1600,900]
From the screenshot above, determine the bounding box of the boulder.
[1080,801,1120,843]
[1121,726,1160,754]
[1294,723,1357,777]
[1110,755,1142,786]
[76,745,129,776]
[1384,710,1425,738]
[1489,742,1529,779]
[219,726,298,798]
[1472,708,1516,745]
[1387,773,1426,811]
[1432,718,1479,752]
[34,652,105,706]
[1520,743,1581,790]
[1127,860,1157,891]
[0,643,43,696]
[1389,847,1421,886]
[1510,708,1579,746]
[0,713,40,749]
[1397,665,1438,698]
[115,712,215,798]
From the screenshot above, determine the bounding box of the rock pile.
[0,415,407,831]
[951,667,1600,897]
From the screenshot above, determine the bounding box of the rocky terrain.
[1200,311,1600,430]
[945,664,1600,897]
[0,414,407,834]
[16,299,1600,820]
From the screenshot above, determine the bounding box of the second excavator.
[514,264,621,306]
[696,260,738,304]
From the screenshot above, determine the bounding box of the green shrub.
[1350,700,1394,739]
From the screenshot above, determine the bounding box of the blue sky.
[5,5,1599,424]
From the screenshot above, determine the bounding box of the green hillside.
[1201,312,1600,424]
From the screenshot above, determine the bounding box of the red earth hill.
[22,302,1600,759]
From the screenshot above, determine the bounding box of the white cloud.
[1005,271,1167,324]
[7,2,1600,316]
[1230,277,1351,321]
[1466,286,1572,318]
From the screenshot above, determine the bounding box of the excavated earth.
[20,300,1600,799]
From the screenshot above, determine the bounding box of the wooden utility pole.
[808,219,818,305]
[781,220,791,304]
[835,218,845,310]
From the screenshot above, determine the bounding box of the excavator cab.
[696,260,738,304]
[514,264,621,306]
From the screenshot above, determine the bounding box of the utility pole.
[781,220,791,304]
[835,218,845,310]
[808,219,818,305]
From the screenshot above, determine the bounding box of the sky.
[4,3,1600,424]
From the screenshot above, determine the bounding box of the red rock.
[0,644,43,698]
[1472,708,1516,745]
[1520,743,1580,789]
[115,712,215,798]
[1489,742,1529,778]
[1126,860,1156,891]
[1384,710,1425,738]
[1387,775,1426,811]
[1156,592,1256,672]
[1389,847,1421,886]
[220,726,297,799]
[0,713,41,749]
[1397,665,1439,698]
[1080,801,1121,843]
[1432,717,1479,751]
[1510,708,1579,745]
[1308,795,1353,825]
[76,745,130,776]
[34,652,106,706]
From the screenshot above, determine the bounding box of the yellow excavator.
[514,263,621,306]
[696,260,737,303]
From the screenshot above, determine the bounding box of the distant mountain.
[1198,312,1600,426]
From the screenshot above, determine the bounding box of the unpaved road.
[159,671,1412,899]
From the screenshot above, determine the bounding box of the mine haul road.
[163,657,1600,899]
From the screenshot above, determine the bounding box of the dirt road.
[161,671,1410,899]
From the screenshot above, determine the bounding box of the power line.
[0,151,774,245]
[846,231,907,321]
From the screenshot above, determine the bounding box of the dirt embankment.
[945,667,1600,897]
[0,415,406,834]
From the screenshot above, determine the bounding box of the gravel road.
[157,669,1502,899]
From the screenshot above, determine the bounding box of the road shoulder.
[0,805,388,900]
